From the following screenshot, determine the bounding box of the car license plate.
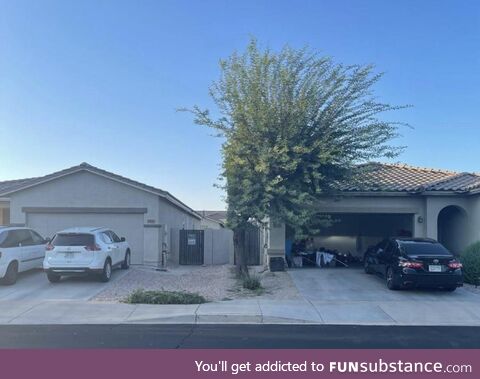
[429,265,442,272]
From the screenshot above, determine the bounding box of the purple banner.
[0,349,477,378]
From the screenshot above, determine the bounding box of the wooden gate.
[179,229,204,265]
[234,226,261,265]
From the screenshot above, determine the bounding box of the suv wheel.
[121,250,131,270]
[2,262,18,285]
[47,273,61,283]
[100,259,112,282]
[386,267,400,290]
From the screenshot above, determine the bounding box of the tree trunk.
[233,226,249,277]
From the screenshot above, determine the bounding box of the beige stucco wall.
[6,170,200,265]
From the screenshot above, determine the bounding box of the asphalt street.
[0,324,479,348]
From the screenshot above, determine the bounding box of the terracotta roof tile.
[339,162,480,193]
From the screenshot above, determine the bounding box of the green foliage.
[183,38,407,235]
[461,242,480,285]
[125,289,207,304]
[242,274,262,290]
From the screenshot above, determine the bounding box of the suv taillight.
[85,244,101,251]
[46,244,54,251]
[400,261,423,269]
[448,262,463,269]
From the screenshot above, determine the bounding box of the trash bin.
[269,257,285,272]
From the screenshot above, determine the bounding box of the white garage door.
[27,212,145,264]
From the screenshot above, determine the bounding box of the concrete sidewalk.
[1,298,480,325]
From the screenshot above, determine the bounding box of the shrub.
[242,274,262,290]
[125,289,207,304]
[460,242,480,285]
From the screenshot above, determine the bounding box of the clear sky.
[0,0,479,210]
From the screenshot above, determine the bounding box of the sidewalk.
[1,298,480,325]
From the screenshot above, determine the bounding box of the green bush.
[242,274,262,290]
[460,242,480,285]
[125,289,207,304]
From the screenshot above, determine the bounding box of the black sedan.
[364,237,463,291]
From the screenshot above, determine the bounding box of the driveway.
[288,267,479,302]
[288,267,480,325]
[0,269,127,301]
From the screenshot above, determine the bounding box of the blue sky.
[0,0,479,210]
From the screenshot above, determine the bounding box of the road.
[0,324,479,348]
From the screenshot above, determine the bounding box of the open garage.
[305,212,413,259]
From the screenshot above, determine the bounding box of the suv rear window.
[399,241,451,255]
[52,233,95,246]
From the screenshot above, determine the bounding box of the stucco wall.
[7,170,200,265]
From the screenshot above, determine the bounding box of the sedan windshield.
[51,233,94,246]
[399,241,451,256]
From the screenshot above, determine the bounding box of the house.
[0,162,201,266]
[197,210,226,229]
[264,162,480,267]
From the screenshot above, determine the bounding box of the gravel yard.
[93,265,301,302]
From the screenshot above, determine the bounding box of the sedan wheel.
[386,267,400,290]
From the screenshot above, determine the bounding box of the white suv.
[0,227,47,285]
[43,227,131,283]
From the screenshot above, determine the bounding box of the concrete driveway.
[288,267,478,302]
[288,267,480,325]
[0,269,127,301]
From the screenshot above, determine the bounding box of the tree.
[183,39,406,273]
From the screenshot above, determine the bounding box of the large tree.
[184,39,406,272]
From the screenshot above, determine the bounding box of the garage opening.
[286,213,414,268]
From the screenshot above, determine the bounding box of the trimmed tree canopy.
[185,39,407,233]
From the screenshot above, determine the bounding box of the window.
[16,229,34,246]
[52,233,95,246]
[101,232,113,244]
[1,231,19,248]
[29,230,45,245]
[0,231,7,247]
[109,231,122,243]
[399,241,451,256]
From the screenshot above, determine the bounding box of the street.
[0,324,479,348]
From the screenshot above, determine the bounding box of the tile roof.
[339,162,480,193]
[0,163,200,218]
[1,163,479,205]
[196,210,228,222]
[0,178,36,193]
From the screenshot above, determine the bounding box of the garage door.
[27,212,145,264]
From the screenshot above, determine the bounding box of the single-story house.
[264,162,480,266]
[0,162,202,266]
[197,210,226,229]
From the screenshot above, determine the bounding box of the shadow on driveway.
[0,269,127,301]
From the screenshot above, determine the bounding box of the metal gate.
[234,226,261,265]
[179,229,204,265]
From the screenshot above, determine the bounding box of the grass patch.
[125,289,207,304]
[242,274,262,290]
